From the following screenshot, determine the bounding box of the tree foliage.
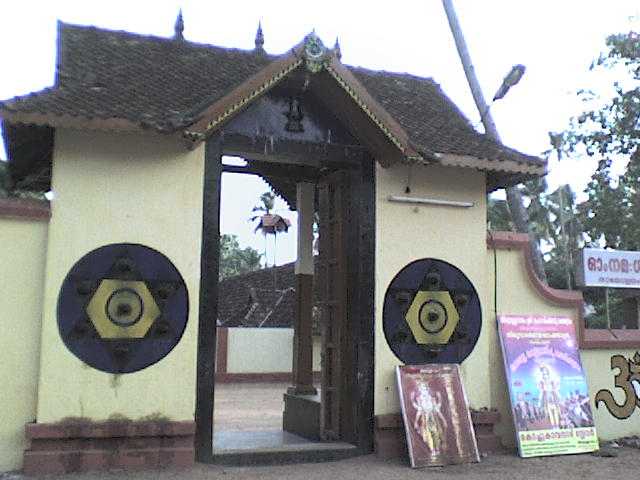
[564,31,640,251]
[487,198,513,231]
[0,161,8,197]
[219,234,262,280]
[560,30,640,327]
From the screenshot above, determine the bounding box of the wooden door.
[317,170,353,441]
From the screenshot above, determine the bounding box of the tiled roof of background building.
[218,262,304,329]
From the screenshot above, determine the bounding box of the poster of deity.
[396,364,480,468]
[498,315,599,457]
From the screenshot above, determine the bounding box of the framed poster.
[498,315,598,457]
[396,364,480,467]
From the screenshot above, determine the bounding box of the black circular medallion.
[383,258,481,364]
[57,243,189,373]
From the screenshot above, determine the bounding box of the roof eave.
[436,153,547,176]
[0,109,143,133]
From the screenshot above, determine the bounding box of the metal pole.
[441,0,500,141]
[605,287,611,329]
[441,0,548,283]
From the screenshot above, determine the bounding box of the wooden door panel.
[317,170,350,441]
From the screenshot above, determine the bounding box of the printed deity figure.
[538,365,562,428]
[411,382,448,455]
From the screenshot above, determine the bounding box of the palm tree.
[250,191,292,266]
[544,184,582,289]
[522,178,556,248]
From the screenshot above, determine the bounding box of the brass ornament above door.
[57,243,189,373]
[383,258,481,364]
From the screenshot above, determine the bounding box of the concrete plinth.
[282,392,321,441]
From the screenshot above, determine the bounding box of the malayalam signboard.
[580,247,640,288]
[396,364,479,468]
[497,315,598,458]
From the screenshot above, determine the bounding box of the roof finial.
[334,36,342,61]
[254,21,265,53]
[174,9,184,41]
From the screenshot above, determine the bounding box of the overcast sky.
[1,1,638,264]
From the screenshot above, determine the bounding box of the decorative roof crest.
[174,9,184,41]
[333,37,342,61]
[254,21,265,53]
[303,30,326,73]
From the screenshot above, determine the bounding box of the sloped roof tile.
[0,22,545,178]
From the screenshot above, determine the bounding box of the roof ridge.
[58,22,439,85]
[58,21,279,58]
[218,262,295,283]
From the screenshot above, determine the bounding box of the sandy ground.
[12,448,632,480]
[214,382,289,431]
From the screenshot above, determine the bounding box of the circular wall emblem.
[383,258,481,364]
[57,243,189,373]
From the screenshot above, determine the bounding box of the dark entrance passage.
[195,132,375,463]
[192,51,381,463]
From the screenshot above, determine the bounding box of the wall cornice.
[0,197,50,221]
[487,230,640,349]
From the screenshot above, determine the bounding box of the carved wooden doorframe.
[316,158,375,448]
[195,137,375,460]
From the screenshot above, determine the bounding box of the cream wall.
[36,129,204,423]
[374,163,640,445]
[374,163,489,415]
[0,216,48,471]
[225,328,321,373]
[487,244,640,444]
[580,349,640,440]
[486,245,581,446]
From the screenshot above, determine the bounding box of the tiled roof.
[0,22,545,179]
[351,68,544,168]
[218,262,311,328]
[1,24,273,132]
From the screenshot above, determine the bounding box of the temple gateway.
[1,17,638,475]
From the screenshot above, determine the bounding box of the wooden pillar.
[195,136,222,462]
[289,182,317,395]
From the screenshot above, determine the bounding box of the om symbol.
[595,352,640,419]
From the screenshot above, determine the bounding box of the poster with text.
[498,315,598,457]
[397,364,480,468]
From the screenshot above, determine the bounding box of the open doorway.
[213,159,323,452]
[193,71,378,462]
[196,145,375,462]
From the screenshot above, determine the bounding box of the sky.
[1,0,639,264]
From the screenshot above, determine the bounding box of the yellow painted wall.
[0,216,48,471]
[36,129,204,423]
[487,244,640,444]
[486,245,581,446]
[580,349,640,440]
[374,163,489,415]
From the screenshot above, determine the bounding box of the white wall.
[225,328,321,373]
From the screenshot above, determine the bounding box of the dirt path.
[19,448,631,480]
[214,382,289,431]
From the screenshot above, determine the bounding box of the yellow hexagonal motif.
[405,290,460,345]
[86,279,161,339]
